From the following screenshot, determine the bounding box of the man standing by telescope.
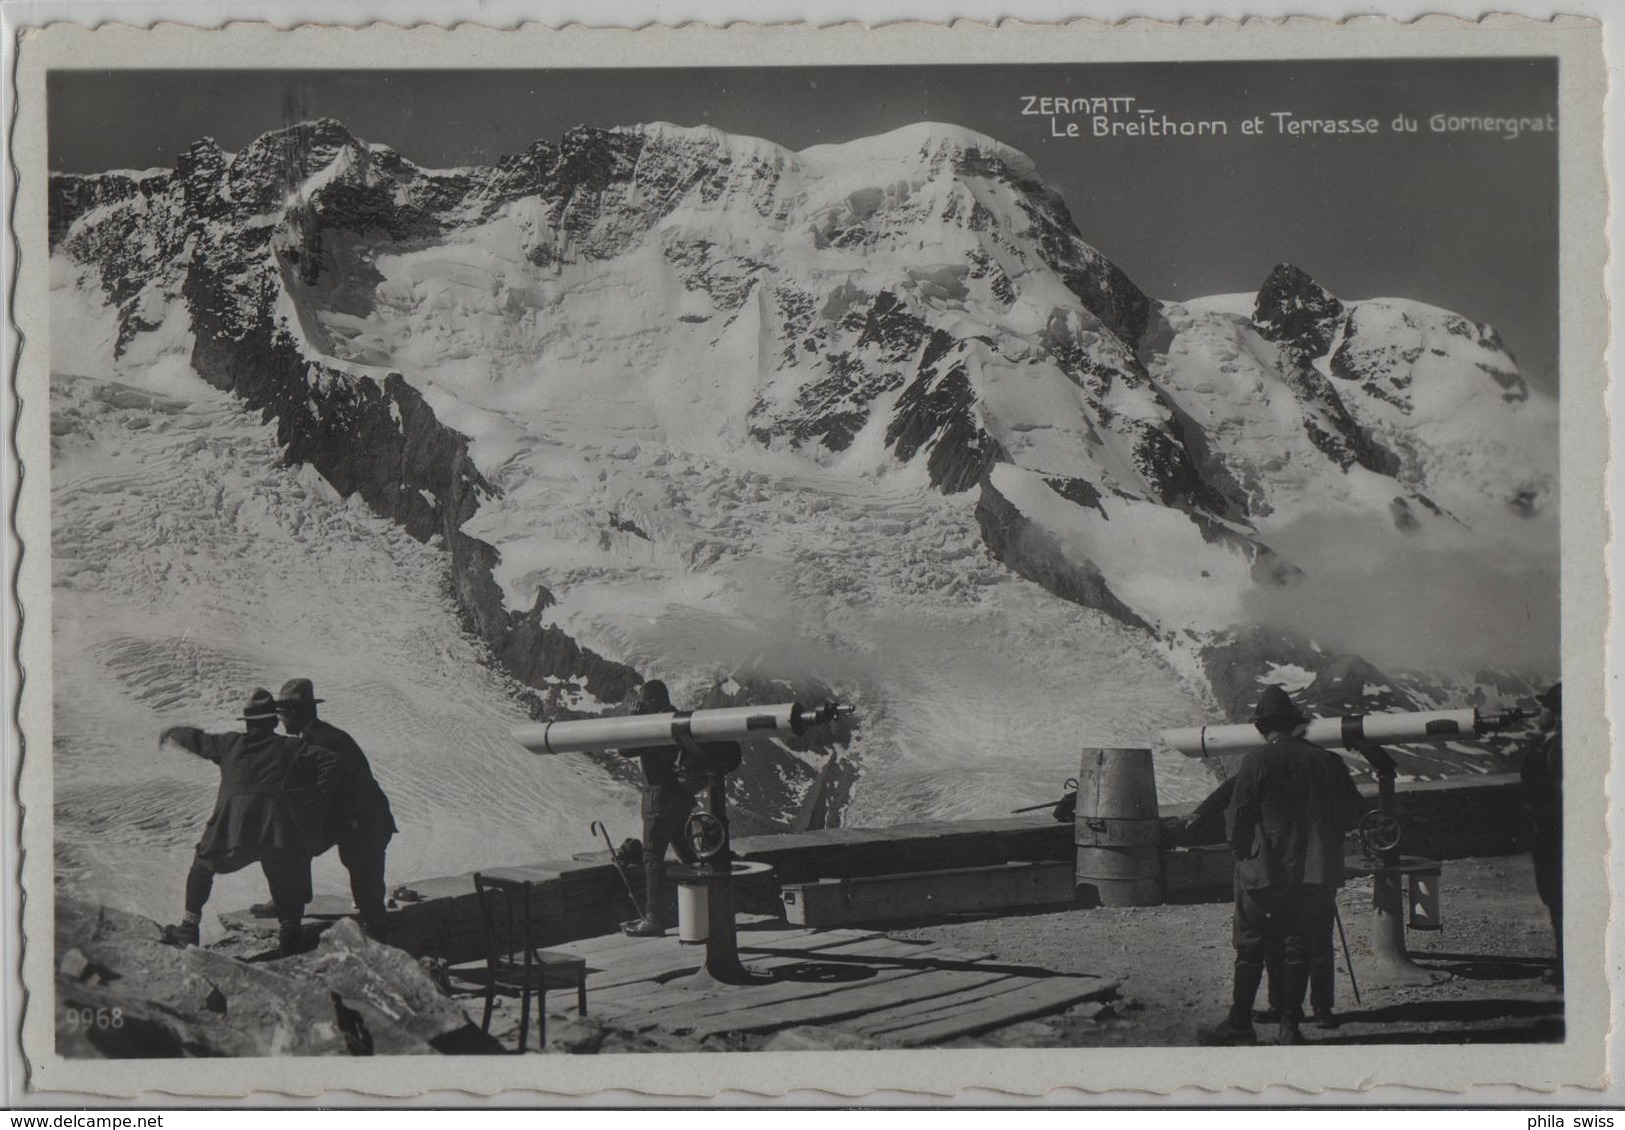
[1200,685,1363,1046]
[619,680,741,938]
[1522,682,1562,990]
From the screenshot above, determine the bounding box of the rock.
[58,947,95,982]
[272,918,498,1054]
[54,897,500,1057]
[761,1025,880,1051]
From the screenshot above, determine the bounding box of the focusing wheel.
[683,812,728,860]
[1358,808,1403,854]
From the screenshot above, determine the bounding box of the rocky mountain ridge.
[50,118,1556,825]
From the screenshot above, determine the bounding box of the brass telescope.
[513,700,854,756]
[1160,707,1521,758]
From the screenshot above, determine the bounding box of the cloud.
[1242,509,1559,676]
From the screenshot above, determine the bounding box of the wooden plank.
[556,912,789,959]
[742,938,1000,973]
[589,982,713,1023]
[552,929,671,960]
[605,935,983,1029]
[589,935,866,996]
[599,933,1015,1029]
[850,975,1046,1035]
[632,938,1004,1032]
[584,929,876,994]
[880,977,1120,1046]
[740,935,955,961]
[594,964,894,1026]
[637,964,934,1035]
[584,953,702,992]
[589,929,890,999]
[587,944,889,1020]
[681,967,1007,1038]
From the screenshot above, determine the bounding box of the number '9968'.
[65,1007,123,1030]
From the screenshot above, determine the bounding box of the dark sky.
[48,59,1560,391]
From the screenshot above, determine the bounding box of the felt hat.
[1251,684,1305,726]
[634,679,672,713]
[276,678,325,710]
[1535,682,1562,711]
[240,688,281,722]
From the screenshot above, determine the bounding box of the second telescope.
[513,700,854,756]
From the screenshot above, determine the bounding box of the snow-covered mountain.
[49,118,1556,886]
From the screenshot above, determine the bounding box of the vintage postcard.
[7,14,1610,1102]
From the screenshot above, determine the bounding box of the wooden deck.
[468,917,1119,1050]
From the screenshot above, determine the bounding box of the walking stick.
[1333,900,1362,1005]
[591,819,646,920]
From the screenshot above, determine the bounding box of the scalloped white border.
[2,7,1611,1107]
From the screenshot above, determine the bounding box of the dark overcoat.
[169,727,328,874]
[1227,734,1364,890]
[304,719,398,846]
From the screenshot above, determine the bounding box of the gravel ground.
[887,853,1564,1047]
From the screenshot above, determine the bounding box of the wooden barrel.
[1074,747,1163,907]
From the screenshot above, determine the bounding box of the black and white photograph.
[9,16,1610,1100]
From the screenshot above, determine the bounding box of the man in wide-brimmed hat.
[1521,682,1563,989]
[160,688,330,956]
[276,678,397,940]
[617,680,700,938]
[1200,685,1363,1047]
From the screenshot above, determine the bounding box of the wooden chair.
[471,872,588,1053]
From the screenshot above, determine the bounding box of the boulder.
[54,897,499,1057]
[273,919,497,1054]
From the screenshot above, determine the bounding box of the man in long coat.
[1522,682,1563,990]
[1200,685,1363,1046]
[161,688,329,956]
[276,678,397,940]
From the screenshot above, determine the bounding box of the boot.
[621,917,666,938]
[276,921,307,957]
[1275,962,1309,1045]
[1253,955,1284,1022]
[1199,959,1263,1046]
[160,920,200,948]
[1198,1006,1259,1046]
[1309,953,1337,1027]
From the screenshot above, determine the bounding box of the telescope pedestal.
[1349,745,1451,989]
[1344,856,1451,988]
[668,862,771,987]
[1365,875,1450,987]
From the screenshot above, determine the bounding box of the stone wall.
[282,774,1527,963]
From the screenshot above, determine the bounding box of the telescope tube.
[1160,708,1481,759]
[514,700,852,756]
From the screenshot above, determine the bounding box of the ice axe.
[1010,777,1080,817]
[591,819,645,920]
[1333,900,1361,1006]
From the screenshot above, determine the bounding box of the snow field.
[48,303,639,933]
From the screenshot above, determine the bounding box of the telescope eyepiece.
[788,700,856,733]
